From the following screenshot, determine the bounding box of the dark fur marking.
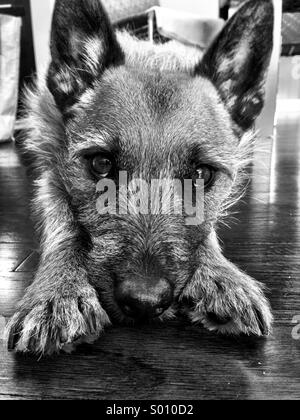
[47,0,125,113]
[143,72,181,116]
[196,0,274,131]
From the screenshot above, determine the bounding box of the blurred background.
[0,0,299,142]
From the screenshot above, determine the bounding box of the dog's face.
[34,0,273,324]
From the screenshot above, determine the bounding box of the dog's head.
[29,0,274,323]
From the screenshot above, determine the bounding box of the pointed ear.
[47,0,124,114]
[196,0,274,131]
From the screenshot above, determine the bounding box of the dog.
[6,0,274,355]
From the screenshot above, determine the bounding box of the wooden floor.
[0,96,300,401]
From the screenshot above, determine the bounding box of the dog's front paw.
[181,270,273,337]
[5,284,110,355]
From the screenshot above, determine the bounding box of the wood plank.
[0,144,36,245]
[0,212,36,244]
[0,321,299,400]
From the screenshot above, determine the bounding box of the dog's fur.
[6,0,274,355]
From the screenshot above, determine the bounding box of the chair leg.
[257,0,283,140]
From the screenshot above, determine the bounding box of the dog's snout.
[116,278,173,320]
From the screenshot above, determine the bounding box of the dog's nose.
[116,278,173,320]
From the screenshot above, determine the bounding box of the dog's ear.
[196,0,274,132]
[47,0,124,114]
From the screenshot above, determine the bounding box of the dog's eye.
[195,165,216,189]
[89,155,113,178]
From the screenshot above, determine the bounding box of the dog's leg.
[6,172,110,355]
[181,231,273,336]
